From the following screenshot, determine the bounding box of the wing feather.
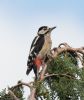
[27,35,44,65]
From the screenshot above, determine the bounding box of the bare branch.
[52,45,84,58]
[7,43,84,100]
[28,88,36,100]
[8,89,19,100]
[27,43,84,99]
[58,43,71,48]
[12,81,33,89]
[40,64,47,80]
[44,73,75,80]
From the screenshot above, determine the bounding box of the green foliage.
[0,81,24,100]
[36,52,84,100]
[0,51,84,100]
[0,89,11,100]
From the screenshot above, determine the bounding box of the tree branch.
[43,73,75,80]
[11,81,33,89]
[40,64,47,80]
[28,88,36,100]
[28,43,84,99]
[6,43,84,100]
[8,89,19,100]
[50,43,84,66]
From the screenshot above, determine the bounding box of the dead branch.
[24,43,84,100]
[6,43,84,100]
[40,64,47,80]
[8,81,35,100]
[28,64,48,100]
[28,88,36,100]
[51,43,84,66]
[10,81,36,100]
[8,89,19,100]
[28,43,84,99]
[12,81,33,89]
[58,42,71,48]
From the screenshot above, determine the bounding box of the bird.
[26,26,56,79]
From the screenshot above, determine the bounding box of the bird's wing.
[29,36,38,51]
[27,35,44,65]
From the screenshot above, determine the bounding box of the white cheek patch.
[34,52,37,56]
[29,46,34,55]
[38,30,45,34]
[34,36,39,45]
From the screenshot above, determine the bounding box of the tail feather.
[26,64,39,80]
[26,67,32,75]
[26,59,33,75]
[32,64,38,80]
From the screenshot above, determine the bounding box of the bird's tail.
[26,66,32,75]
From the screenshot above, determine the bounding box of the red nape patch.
[33,57,42,69]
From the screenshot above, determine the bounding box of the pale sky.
[0,0,84,99]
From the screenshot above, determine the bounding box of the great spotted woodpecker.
[26,26,56,79]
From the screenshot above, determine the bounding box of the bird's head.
[37,26,56,35]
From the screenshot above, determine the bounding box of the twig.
[53,45,84,58]
[44,73,75,80]
[58,42,71,48]
[12,81,33,89]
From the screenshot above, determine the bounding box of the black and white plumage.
[26,26,56,79]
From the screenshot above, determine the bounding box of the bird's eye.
[43,28,47,30]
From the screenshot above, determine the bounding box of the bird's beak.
[45,26,56,34]
[49,26,56,31]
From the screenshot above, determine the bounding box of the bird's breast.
[38,34,52,58]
